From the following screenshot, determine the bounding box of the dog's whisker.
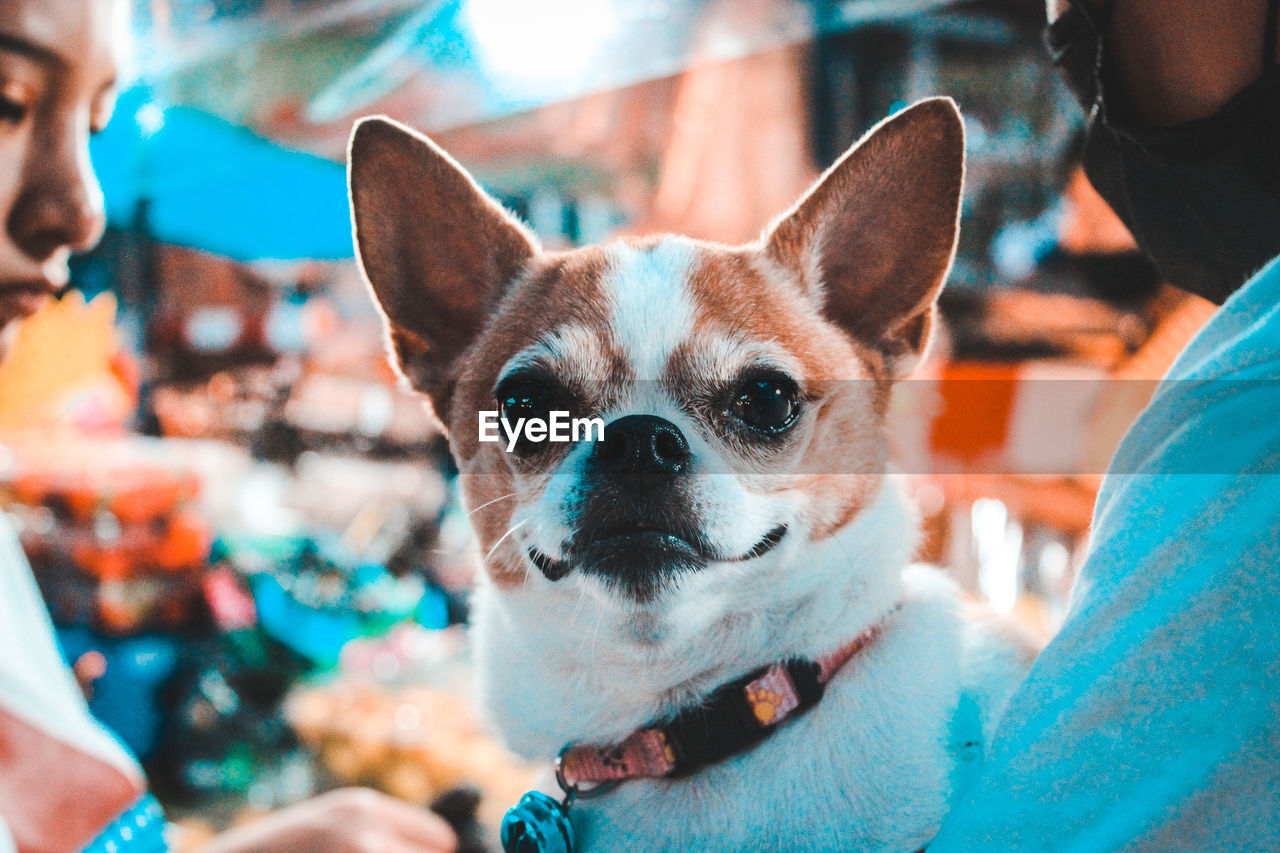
[465,492,517,519]
[520,520,546,590]
[484,517,531,565]
[587,591,608,664]
[570,576,590,623]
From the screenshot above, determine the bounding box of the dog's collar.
[555,605,901,797]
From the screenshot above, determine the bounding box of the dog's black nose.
[593,415,690,475]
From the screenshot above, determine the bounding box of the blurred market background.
[0,0,1216,846]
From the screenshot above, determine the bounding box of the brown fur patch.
[668,246,889,543]
[447,247,621,587]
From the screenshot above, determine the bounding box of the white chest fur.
[471,480,1023,852]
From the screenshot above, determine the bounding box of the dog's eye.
[496,379,555,450]
[729,374,800,434]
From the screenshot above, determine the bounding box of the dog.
[348,97,1034,852]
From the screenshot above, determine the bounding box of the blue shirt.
[931,257,1280,851]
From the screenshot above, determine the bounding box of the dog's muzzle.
[528,414,788,601]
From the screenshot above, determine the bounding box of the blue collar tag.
[501,790,575,853]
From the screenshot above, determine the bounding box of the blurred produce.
[0,433,474,813]
[3,441,209,634]
[287,625,538,833]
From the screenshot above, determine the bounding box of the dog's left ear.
[763,97,964,378]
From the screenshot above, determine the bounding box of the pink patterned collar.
[556,607,899,796]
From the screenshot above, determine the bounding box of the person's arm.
[930,256,1280,850]
[1047,0,1279,124]
[197,788,456,853]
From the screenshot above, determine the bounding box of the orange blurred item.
[0,291,135,436]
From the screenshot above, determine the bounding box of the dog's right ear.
[348,116,539,423]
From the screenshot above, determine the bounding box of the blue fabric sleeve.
[930,257,1280,852]
[80,794,167,853]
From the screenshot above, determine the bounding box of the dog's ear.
[763,97,964,378]
[349,116,539,422]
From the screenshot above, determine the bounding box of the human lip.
[0,279,57,319]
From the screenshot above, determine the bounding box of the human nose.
[7,117,106,263]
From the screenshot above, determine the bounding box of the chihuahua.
[349,98,1033,852]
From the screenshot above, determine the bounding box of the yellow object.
[0,291,130,434]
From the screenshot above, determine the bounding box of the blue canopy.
[91,89,354,262]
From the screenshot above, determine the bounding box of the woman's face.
[0,0,121,330]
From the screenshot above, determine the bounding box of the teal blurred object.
[222,533,448,668]
[90,88,354,262]
[56,628,180,761]
[251,572,362,668]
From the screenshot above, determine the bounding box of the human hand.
[195,788,457,853]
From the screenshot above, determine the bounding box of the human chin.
[0,248,71,327]
[0,287,51,328]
